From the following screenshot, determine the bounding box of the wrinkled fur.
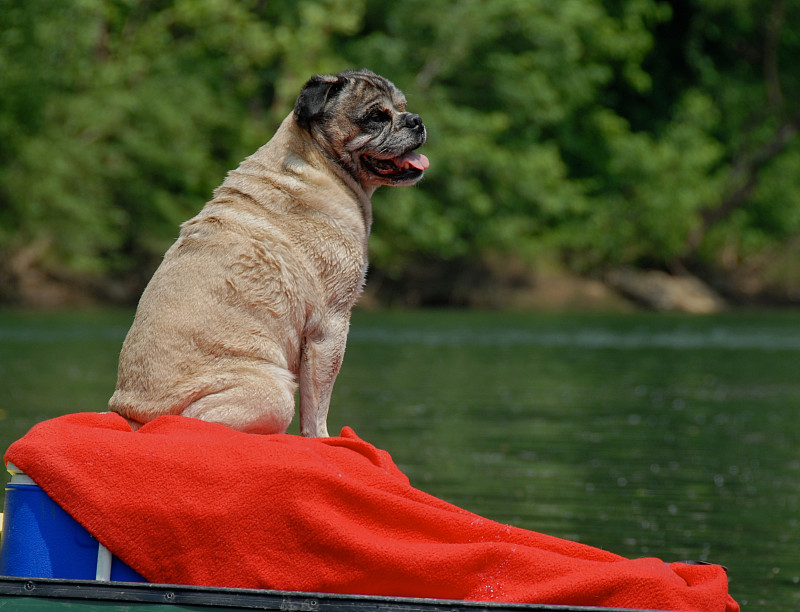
[109,70,426,437]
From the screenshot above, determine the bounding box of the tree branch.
[684,109,800,255]
[764,0,786,109]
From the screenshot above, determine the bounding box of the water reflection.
[1,309,799,609]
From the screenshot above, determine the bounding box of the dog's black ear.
[294,74,346,131]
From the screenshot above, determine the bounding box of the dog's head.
[294,69,428,189]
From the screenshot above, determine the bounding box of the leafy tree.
[1,0,798,304]
[347,0,800,287]
[0,0,364,296]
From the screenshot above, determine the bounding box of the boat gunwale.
[0,576,674,612]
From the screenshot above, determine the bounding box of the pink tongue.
[399,151,430,171]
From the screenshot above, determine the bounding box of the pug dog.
[108,69,428,437]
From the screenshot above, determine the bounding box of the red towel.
[5,413,738,611]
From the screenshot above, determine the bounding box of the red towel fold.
[5,413,738,611]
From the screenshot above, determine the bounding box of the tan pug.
[108,69,428,437]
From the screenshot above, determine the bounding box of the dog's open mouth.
[363,150,430,179]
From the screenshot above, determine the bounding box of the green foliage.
[348,0,668,272]
[0,0,362,279]
[567,90,726,267]
[0,0,798,301]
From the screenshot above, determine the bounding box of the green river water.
[1,308,799,609]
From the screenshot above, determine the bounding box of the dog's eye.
[366,109,391,124]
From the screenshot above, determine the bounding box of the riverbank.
[4,257,800,314]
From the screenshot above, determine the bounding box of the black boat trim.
[0,576,671,612]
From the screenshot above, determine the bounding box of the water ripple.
[349,327,800,350]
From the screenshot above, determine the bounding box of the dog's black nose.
[404,113,424,132]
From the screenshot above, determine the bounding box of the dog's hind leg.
[182,365,297,434]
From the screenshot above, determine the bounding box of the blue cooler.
[0,462,146,582]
